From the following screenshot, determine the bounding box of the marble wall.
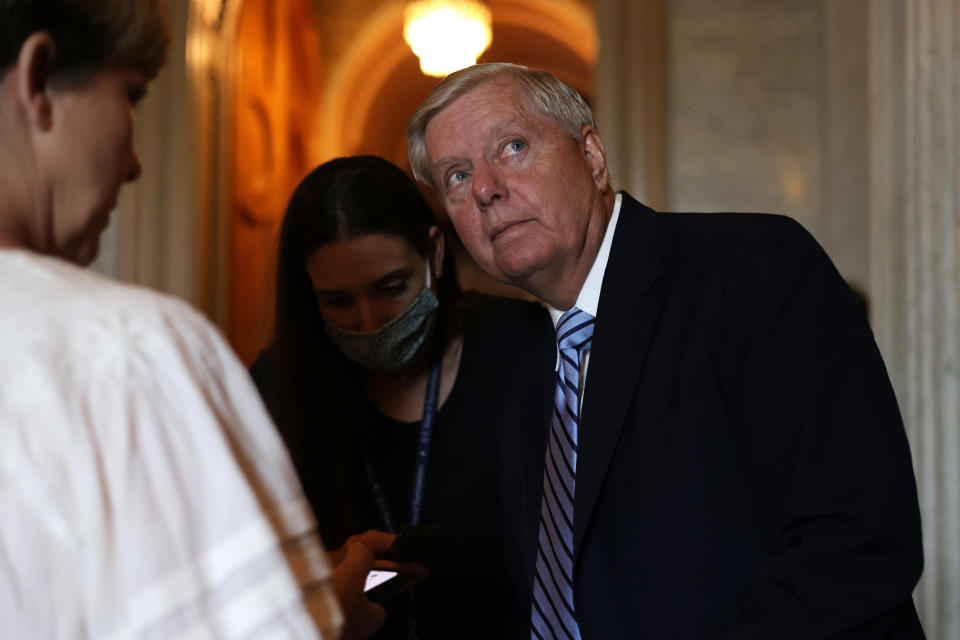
[668,0,822,222]
[666,0,869,294]
[599,0,871,294]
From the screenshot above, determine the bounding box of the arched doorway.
[187,0,596,359]
[321,0,597,165]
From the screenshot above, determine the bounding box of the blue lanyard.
[365,359,442,532]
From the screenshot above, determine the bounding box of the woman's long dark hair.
[268,155,460,545]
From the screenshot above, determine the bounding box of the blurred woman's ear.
[427,225,445,279]
[15,32,57,132]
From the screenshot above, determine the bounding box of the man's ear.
[427,225,446,279]
[582,125,610,193]
[14,32,57,131]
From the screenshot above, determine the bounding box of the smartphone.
[364,569,399,593]
[363,568,406,603]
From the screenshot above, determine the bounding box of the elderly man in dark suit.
[406,63,925,639]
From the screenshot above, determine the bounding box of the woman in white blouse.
[0,1,380,637]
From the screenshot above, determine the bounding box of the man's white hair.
[406,63,595,189]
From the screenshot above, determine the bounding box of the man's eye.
[504,140,525,155]
[447,170,469,187]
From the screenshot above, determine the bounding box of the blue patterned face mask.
[323,263,440,371]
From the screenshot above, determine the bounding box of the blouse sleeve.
[0,292,342,639]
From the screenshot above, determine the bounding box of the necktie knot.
[556,307,596,355]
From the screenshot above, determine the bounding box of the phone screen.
[364,569,399,593]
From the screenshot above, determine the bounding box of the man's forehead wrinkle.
[428,117,520,176]
[430,154,462,175]
[433,114,528,151]
[490,117,529,137]
[424,81,540,175]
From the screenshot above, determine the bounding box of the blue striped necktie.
[531,307,595,640]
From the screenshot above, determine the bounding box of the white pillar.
[594,0,668,210]
[870,1,960,637]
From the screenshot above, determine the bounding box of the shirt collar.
[549,192,622,329]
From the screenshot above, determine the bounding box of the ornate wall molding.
[187,0,241,325]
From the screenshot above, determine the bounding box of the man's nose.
[472,163,506,209]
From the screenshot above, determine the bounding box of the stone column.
[594,0,668,209]
[869,1,960,637]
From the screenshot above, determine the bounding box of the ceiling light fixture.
[403,0,493,77]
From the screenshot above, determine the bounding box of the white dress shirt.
[548,193,622,410]
[0,250,341,639]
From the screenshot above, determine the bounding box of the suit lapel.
[573,194,663,559]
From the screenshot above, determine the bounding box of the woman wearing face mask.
[250,155,551,639]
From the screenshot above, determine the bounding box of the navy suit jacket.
[494,193,924,638]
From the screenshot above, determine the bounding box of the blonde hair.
[406,63,595,189]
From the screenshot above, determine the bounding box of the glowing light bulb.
[403,1,493,77]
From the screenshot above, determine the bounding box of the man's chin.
[493,255,549,288]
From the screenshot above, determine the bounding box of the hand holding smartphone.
[351,526,436,604]
[362,555,432,603]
